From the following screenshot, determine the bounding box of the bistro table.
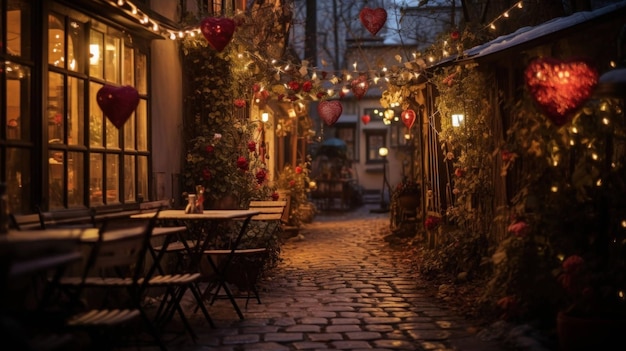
[130,209,260,319]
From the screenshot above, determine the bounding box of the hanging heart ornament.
[96,85,139,129]
[359,7,387,36]
[524,57,598,126]
[401,109,416,129]
[318,100,343,126]
[361,114,371,125]
[351,75,369,99]
[200,17,236,52]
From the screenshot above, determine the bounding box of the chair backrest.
[9,213,43,230]
[248,200,288,223]
[38,207,97,229]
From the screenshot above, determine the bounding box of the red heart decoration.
[361,114,371,125]
[200,17,236,52]
[401,109,416,129]
[318,101,343,126]
[96,85,139,129]
[359,7,387,36]
[351,75,369,99]
[525,57,598,126]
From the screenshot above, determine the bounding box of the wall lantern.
[261,112,269,123]
[451,113,464,127]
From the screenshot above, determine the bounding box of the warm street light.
[261,112,269,123]
[371,146,391,213]
[378,146,389,157]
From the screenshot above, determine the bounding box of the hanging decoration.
[200,17,236,52]
[318,100,343,126]
[361,114,371,125]
[524,57,598,126]
[401,109,416,129]
[96,85,139,129]
[351,75,370,99]
[359,7,387,36]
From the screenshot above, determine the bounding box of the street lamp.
[371,146,391,213]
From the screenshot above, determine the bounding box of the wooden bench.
[9,213,44,230]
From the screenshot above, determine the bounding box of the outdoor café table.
[130,209,260,319]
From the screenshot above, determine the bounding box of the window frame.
[364,129,387,164]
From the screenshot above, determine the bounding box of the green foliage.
[275,160,313,227]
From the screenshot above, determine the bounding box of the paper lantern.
[401,109,416,129]
[351,75,369,99]
[361,115,371,125]
[318,101,343,126]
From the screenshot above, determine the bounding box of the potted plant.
[392,177,421,210]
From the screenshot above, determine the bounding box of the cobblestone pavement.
[164,204,511,351]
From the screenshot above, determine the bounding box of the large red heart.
[361,114,371,125]
[351,75,369,99]
[318,101,343,126]
[359,7,387,36]
[96,85,139,129]
[401,109,416,129]
[201,17,236,52]
[525,57,598,126]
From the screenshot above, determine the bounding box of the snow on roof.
[433,1,626,66]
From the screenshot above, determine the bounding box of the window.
[365,130,387,163]
[2,0,33,214]
[0,2,151,212]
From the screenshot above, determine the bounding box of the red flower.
[287,81,300,91]
[247,140,256,152]
[562,255,585,274]
[236,156,249,171]
[234,98,246,108]
[425,215,441,230]
[316,91,326,99]
[202,168,212,180]
[289,180,296,187]
[507,221,528,237]
[277,94,285,101]
[295,166,302,174]
[454,168,465,177]
[450,30,460,40]
[255,169,267,184]
[501,150,516,162]
[271,192,279,201]
[252,83,260,93]
[205,145,214,153]
[302,81,313,92]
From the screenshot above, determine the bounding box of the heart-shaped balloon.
[401,109,416,129]
[361,114,371,125]
[359,7,387,36]
[351,75,369,99]
[318,101,343,126]
[201,17,236,52]
[96,85,139,129]
[525,57,598,126]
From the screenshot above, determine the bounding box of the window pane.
[5,63,31,140]
[89,153,103,205]
[6,148,31,213]
[104,35,120,83]
[48,13,65,68]
[68,151,84,206]
[89,30,104,78]
[48,72,65,142]
[49,150,65,209]
[366,132,386,162]
[137,99,147,151]
[123,45,134,86]
[124,113,135,150]
[67,19,85,72]
[7,0,31,58]
[138,156,148,201]
[68,77,84,145]
[89,82,103,147]
[124,155,135,201]
[105,117,119,148]
[136,51,147,94]
[106,154,119,203]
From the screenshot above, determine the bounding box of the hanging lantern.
[401,109,416,129]
[361,114,371,125]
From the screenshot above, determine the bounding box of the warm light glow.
[384,109,395,119]
[261,112,269,123]
[378,147,389,157]
[288,109,297,118]
[550,186,558,193]
[89,44,100,65]
[452,114,464,127]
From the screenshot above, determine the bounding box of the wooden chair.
[55,215,167,350]
[201,201,286,312]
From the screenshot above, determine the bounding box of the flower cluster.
[394,177,421,196]
[424,215,441,231]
